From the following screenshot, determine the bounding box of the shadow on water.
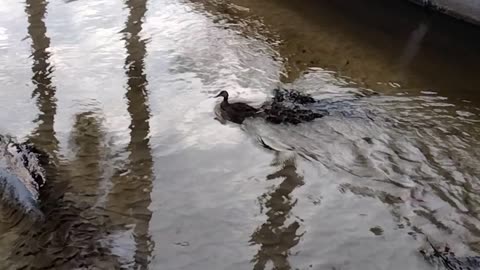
[103,0,154,268]
[25,0,58,158]
[9,112,125,269]
[200,0,480,102]
[272,0,480,94]
[250,153,304,270]
[12,2,116,269]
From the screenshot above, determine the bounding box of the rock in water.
[0,135,46,215]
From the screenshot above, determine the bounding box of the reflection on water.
[6,0,155,268]
[104,0,154,268]
[25,0,58,157]
[9,112,123,269]
[2,0,480,269]
[242,68,480,268]
[398,20,430,69]
[251,153,304,270]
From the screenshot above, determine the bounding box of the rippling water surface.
[1,0,480,269]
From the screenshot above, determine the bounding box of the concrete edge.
[408,0,480,26]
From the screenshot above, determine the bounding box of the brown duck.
[214,91,258,124]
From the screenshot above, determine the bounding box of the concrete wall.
[410,0,480,25]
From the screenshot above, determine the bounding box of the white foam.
[0,136,43,214]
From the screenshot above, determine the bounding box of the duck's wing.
[230,103,258,114]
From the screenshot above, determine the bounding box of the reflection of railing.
[25,0,59,158]
[251,154,304,270]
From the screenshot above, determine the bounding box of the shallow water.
[1,0,480,269]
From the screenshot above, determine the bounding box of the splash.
[0,135,45,216]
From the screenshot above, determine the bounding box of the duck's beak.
[214,93,221,98]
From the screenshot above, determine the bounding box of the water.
[1,0,480,269]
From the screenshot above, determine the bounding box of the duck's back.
[228,102,257,114]
[219,101,257,124]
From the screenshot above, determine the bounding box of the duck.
[214,91,259,124]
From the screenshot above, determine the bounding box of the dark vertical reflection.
[13,2,122,268]
[251,154,304,270]
[25,0,58,157]
[106,0,154,268]
[124,0,154,263]
[67,112,106,205]
[9,112,123,269]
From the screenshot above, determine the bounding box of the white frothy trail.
[0,135,45,216]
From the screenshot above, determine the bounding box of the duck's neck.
[222,96,229,105]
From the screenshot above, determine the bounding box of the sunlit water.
[1,0,480,269]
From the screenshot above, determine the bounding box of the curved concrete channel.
[410,0,480,25]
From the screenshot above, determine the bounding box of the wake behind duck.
[214,88,363,125]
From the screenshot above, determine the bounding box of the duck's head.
[214,90,229,100]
